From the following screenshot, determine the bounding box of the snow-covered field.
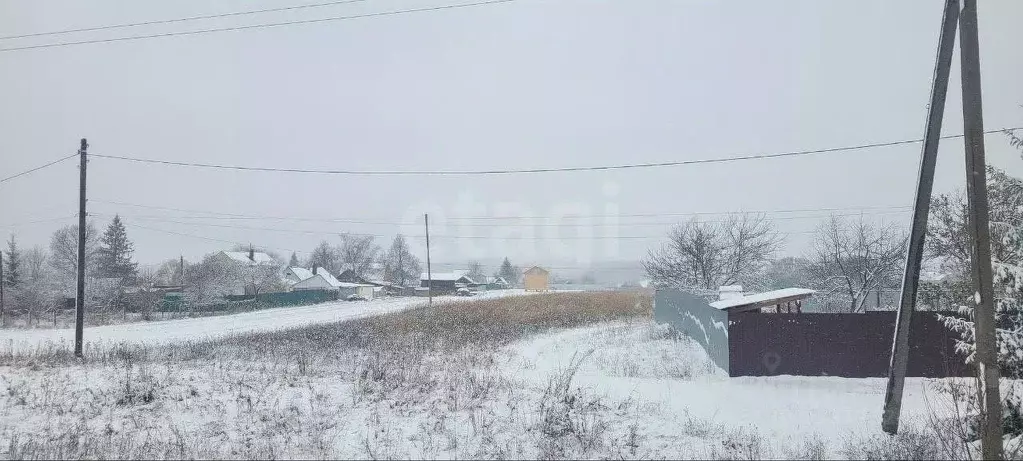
[1,290,528,355]
[0,291,979,459]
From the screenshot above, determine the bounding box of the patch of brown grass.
[184,291,653,360]
[369,291,652,347]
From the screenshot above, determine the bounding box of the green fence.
[159,289,339,313]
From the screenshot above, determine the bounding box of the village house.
[212,249,282,296]
[486,276,510,290]
[282,266,314,286]
[291,267,375,300]
[420,270,475,295]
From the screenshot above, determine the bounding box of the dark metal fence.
[728,311,971,378]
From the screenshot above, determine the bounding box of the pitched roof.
[317,269,343,287]
[524,266,549,275]
[221,251,277,266]
[286,267,314,281]
[420,270,472,282]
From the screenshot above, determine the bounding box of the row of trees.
[299,234,524,287]
[2,215,141,323]
[642,159,1022,315]
[642,212,910,313]
[644,133,1023,381]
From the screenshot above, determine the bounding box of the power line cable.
[129,222,305,255]
[97,208,911,229]
[0,0,519,53]
[90,198,912,221]
[0,0,371,41]
[107,212,824,239]
[4,215,77,227]
[0,153,77,185]
[88,127,1022,176]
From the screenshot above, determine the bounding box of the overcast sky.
[1,0,1022,272]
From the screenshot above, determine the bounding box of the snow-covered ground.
[0,315,962,459]
[502,322,946,453]
[1,290,528,354]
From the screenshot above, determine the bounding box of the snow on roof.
[222,251,277,266]
[287,267,314,281]
[317,270,343,287]
[920,270,949,283]
[421,270,470,282]
[292,271,367,289]
[710,288,816,310]
[719,285,744,292]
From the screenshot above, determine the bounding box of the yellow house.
[523,266,550,292]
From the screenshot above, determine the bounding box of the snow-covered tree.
[154,258,184,286]
[183,254,234,305]
[96,215,139,282]
[467,261,487,285]
[644,214,782,291]
[5,235,21,288]
[498,257,521,286]
[308,241,340,275]
[289,252,300,267]
[23,246,47,281]
[337,233,380,278]
[381,234,420,287]
[941,135,1023,377]
[807,216,908,313]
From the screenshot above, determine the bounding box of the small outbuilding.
[523,266,550,292]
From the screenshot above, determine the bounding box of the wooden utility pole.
[75,138,88,358]
[883,0,958,434]
[960,0,1002,457]
[425,213,432,306]
[179,255,185,284]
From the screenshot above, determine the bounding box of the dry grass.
[1,290,973,460]
[1,291,658,460]
[0,291,651,368]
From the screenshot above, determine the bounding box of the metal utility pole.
[960,0,1002,457]
[425,213,432,306]
[75,138,88,358]
[882,0,958,435]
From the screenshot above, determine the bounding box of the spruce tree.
[96,215,138,281]
[289,252,300,267]
[498,257,519,286]
[5,236,21,287]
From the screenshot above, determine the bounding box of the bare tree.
[239,264,285,296]
[307,240,340,274]
[337,233,380,278]
[644,214,782,291]
[154,258,184,286]
[808,216,908,313]
[49,222,99,282]
[184,254,234,305]
[127,266,163,320]
[381,234,420,287]
[23,246,48,281]
[467,260,487,285]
